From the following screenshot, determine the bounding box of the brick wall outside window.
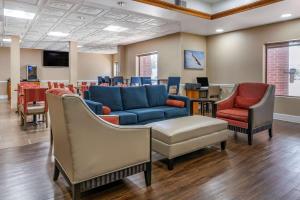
[267,47,289,96]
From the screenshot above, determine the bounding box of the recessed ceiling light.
[47,31,69,37]
[281,13,292,18]
[2,38,12,42]
[103,25,128,32]
[216,29,224,33]
[4,8,35,20]
[77,45,83,48]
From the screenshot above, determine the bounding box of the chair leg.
[45,113,48,128]
[167,159,174,170]
[221,141,227,150]
[248,132,253,145]
[50,128,53,146]
[53,163,60,181]
[23,114,27,130]
[72,184,81,200]
[268,127,273,138]
[144,162,152,186]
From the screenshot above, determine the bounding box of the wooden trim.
[133,0,283,20]
[133,0,211,20]
[211,0,283,19]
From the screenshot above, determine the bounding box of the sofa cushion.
[127,108,165,122]
[235,96,260,109]
[110,111,137,125]
[89,86,123,111]
[145,85,168,107]
[217,108,248,122]
[154,106,188,119]
[102,106,111,115]
[121,86,149,110]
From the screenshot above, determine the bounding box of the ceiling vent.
[175,0,187,8]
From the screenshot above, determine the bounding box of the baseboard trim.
[274,113,300,124]
[0,95,8,100]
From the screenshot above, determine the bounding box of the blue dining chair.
[112,76,124,86]
[141,77,152,85]
[130,77,142,86]
[167,77,181,95]
[97,76,105,84]
[104,76,111,84]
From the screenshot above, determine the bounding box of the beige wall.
[0,47,113,96]
[207,19,300,116]
[78,52,112,80]
[124,32,207,83]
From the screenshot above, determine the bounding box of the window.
[137,53,158,80]
[266,41,300,97]
[113,62,120,77]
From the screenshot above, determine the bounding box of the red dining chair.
[20,88,48,129]
[81,82,87,86]
[48,81,53,89]
[90,82,96,86]
[59,83,65,88]
[17,82,40,114]
[67,84,76,93]
[53,82,59,88]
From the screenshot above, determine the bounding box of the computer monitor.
[197,77,209,87]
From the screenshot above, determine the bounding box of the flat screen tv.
[43,50,69,67]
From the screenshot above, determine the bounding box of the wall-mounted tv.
[43,50,69,67]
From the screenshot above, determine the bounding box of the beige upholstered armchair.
[46,89,152,200]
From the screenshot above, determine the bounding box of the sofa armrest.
[215,85,238,110]
[249,85,275,129]
[168,95,190,114]
[85,99,103,115]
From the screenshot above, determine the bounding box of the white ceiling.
[0,0,299,54]
[0,0,180,53]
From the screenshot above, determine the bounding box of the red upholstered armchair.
[213,83,275,145]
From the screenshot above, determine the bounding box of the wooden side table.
[190,98,218,116]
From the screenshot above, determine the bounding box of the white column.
[69,41,78,85]
[10,36,20,110]
[117,45,126,77]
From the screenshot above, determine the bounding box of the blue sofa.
[84,85,190,125]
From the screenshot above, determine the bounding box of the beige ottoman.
[148,115,229,170]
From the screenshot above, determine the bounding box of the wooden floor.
[0,102,300,199]
[0,100,49,149]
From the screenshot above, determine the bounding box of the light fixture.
[47,31,69,37]
[103,25,128,32]
[77,45,83,48]
[281,13,292,18]
[216,29,224,33]
[4,8,35,20]
[2,38,12,42]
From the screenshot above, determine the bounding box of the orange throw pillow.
[166,99,185,108]
[102,106,111,115]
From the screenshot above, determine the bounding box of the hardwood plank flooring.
[0,101,300,199]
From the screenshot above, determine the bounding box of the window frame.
[136,52,158,78]
[265,40,300,98]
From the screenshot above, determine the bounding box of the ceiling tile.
[15,0,39,5]
[77,6,103,16]
[66,13,95,22]
[41,8,66,17]
[103,10,129,20]
[4,1,38,12]
[37,15,60,23]
[47,0,74,10]
[125,15,152,24]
